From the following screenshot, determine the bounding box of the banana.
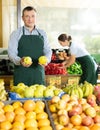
[67,89,72,96]
[82,84,91,97]
[88,83,94,95]
[71,88,80,98]
[77,87,83,99]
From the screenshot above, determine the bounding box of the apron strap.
[22,26,43,38]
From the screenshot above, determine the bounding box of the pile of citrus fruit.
[0,100,52,130]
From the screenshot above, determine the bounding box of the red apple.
[82,116,93,126]
[68,104,82,117]
[87,95,96,107]
[93,115,100,123]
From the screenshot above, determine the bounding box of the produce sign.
[67,62,83,75]
[45,63,67,75]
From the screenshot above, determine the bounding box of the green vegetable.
[67,62,83,75]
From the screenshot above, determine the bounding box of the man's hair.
[22,6,37,16]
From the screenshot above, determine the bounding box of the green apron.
[76,55,97,85]
[14,27,45,86]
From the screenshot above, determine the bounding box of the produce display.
[45,63,67,75]
[10,83,63,99]
[48,94,100,130]
[0,100,53,130]
[67,62,83,75]
[45,49,83,75]
[63,81,94,99]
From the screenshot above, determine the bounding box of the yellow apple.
[58,114,69,126]
[56,99,66,110]
[23,56,32,65]
[51,96,60,103]
[38,56,48,65]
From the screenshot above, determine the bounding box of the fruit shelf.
[3,100,56,130]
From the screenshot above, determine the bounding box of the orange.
[14,107,26,115]
[79,126,90,130]
[0,113,6,122]
[36,112,48,120]
[62,127,71,130]
[25,111,36,119]
[26,127,38,130]
[73,125,81,129]
[49,104,57,112]
[5,111,15,122]
[36,100,45,108]
[70,115,82,126]
[25,118,38,128]
[90,124,100,130]
[39,126,52,130]
[12,121,24,129]
[12,101,23,109]
[0,101,4,108]
[35,101,45,113]
[0,120,12,129]
[10,128,21,130]
[3,104,14,112]
[38,119,50,128]
[23,100,36,112]
[14,114,26,123]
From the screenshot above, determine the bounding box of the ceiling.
[21,0,100,8]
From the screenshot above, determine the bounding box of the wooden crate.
[45,75,81,88]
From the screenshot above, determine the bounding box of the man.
[8,6,52,86]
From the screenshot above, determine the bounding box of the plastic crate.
[45,75,68,88]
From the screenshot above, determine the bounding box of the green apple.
[54,88,63,96]
[30,84,41,90]
[47,85,56,90]
[24,56,32,65]
[24,87,34,98]
[34,88,44,98]
[43,88,54,97]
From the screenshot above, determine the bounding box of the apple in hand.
[38,56,48,65]
[23,56,32,65]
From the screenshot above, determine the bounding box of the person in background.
[58,33,98,85]
[8,6,52,86]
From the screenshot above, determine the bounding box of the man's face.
[22,10,36,28]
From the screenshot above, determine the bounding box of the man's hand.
[20,57,33,67]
